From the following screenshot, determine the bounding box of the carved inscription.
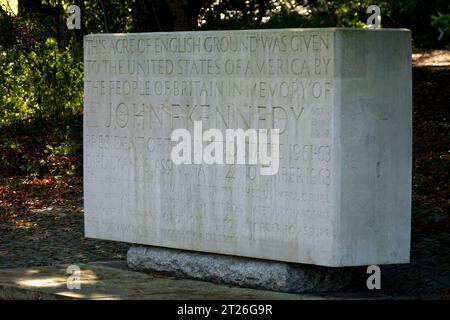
[84,30,336,264]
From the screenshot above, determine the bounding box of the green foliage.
[262,0,368,29]
[379,0,449,47]
[333,1,367,28]
[84,0,134,33]
[431,11,450,41]
[0,114,82,177]
[0,37,83,127]
[199,0,449,47]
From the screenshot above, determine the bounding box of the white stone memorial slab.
[84,28,412,267]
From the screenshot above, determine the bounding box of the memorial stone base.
[127,245,357,293]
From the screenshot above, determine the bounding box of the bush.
[262,0,367,29]
[0,37,83,127]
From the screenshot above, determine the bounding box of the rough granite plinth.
[127,245,356,293]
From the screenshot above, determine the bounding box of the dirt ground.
[412,49,450,67]
[0,50,449,299]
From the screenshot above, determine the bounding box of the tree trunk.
[18,0,45,16]
[133,0,172,32]
[166,0,200,31]
[133,0,200,32]
[73,0,84,41]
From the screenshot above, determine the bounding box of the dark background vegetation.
[0,0,449,297]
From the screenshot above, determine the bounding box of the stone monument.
[83,28,412,292]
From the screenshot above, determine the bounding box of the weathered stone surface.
[127,245,355,293]
[84,28,412,267]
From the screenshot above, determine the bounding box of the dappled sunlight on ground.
[0,264,310,300]
[1,265,127,300]
[17,276,70,288]
[413,50,450,67]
